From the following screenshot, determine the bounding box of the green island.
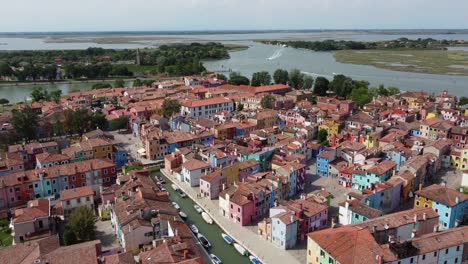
[259,38,468,75]
[0,43,248,81]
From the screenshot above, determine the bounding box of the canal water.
[152,171,250,264]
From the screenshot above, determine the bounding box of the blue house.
[269,210,298,249]
[351,160,395,190]
[113,145,128,169]
[386,148,411,172]
[316,148,336,177]
[415,184,468,230]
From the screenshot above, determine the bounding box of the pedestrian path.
[161,170,303,264]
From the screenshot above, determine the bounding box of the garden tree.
[63,109,94,135]
[50,90,62,104]
[114,78,125,88]
[314,76,329,96]
[110,65,132,76]
[251,71,271,87]
[133,79,143,87]
[387,87,400,96]
[236,103,244,112]
[161,98,181,117]
[459,96,468,106]
[376,85,390,96]
[64,206,96,245]
[11,106,38,141]
[351,87,373,108]
[273,69,289,84]
[216,73,227,81]
[329,74,353,98]
[92,82,112,90]
[0,98,9,109]
[303,76,314,89]
[288,69,305,89]
[90,110,108,130]
[317,129,328,145]
[109,117,128,130]
[30,87,48,102]
[260,94,276,109]
[228,72,250,85]
[142,79,157,86]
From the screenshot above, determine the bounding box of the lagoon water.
[1,31,468,103]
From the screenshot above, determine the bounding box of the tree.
[351,87,373,108]
[133,79,143,87]
[0,98,9,110]
[314,77,329,96]
[236,103,244,112]
[260,94,276,109]
[387,87,400,96]
[329,74,353,98]
[0,62,13,77]
[50,90,62,104]
[216,73,227,81]
[11,106,38,141]
[228,72,250,85]
[91,110,108,130]
[288,69,305,89]
[64,206,96,245]
[161,98,181,117]
[303,76,314,89]
[92,83,112,89]
[317,129,328,145]
[459,96,468,106]
[273,69,289,84]
[114,78,125,88]
[30,87,47,102]
[109,117,128,130]
[251,71,271,87]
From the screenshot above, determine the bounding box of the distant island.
[259,38,468,75]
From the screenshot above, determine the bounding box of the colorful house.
[414,184,468,230]
[318,120,339,139]
[351,160,396,191]
[316,148,336,178]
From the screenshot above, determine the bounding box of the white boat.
[179,211,187,219]
[202,212,213,224]
[234,243,248,256]
[190,224,199,234]
[171,184,179,191]
[193,204,203,214]
[172,202,180,210]
[197,233,211,248]
[249,255,261,264]
[210,254,222,264]
[180,192,187,198]
[221,233,233,244]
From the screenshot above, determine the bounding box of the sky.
[0,0,467,32]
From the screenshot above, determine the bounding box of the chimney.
[455,196,460,204]
[183,250,189,260]
[414,214,418,224]
[331,218,336,228]
[433,224,439,233]
[411,229,417,238]
[128,225,132,233]
[345,201,349,210]
[372,225,377,233]
[290,214,295,223]
[455,219,460,227]
[423,212,427,221]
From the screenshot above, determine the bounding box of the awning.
[137,148,146,154]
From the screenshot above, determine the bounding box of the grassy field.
[224,44,249,52]
[334,49,468,75]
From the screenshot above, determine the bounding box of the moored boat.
[197,233,211,248]
[171,184,179,191]
[179,211,187,219]
[180,192,187,198]
[233,243,248,256]
[190,224,199,234]
[193,204,203,213]
[249,255,261,264]
[221,233,232,244]
[202,212,213,224]
[210,254,222,264]
[172,202,180,210]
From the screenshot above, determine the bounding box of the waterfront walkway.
[160,169,302,264]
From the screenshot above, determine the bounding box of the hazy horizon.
[0,0,467,32]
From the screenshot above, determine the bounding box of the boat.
[202,212,213,224]
[172,202,180,210]
[210,254,222,264]
[190,224,199,234]
[197,233,211,248]
[193,204,203,214]
[233,243,248,256]
[171,184,179,191]
[221,233,232,244]
[249,256,261,264]
[180,192,187,198]
[179,211,187,219]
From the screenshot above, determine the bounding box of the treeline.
[0,43,231,80]
[259,37,464,51]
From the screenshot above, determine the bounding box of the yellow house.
[465,109,468,116]
[450,148,468,171]
[363,133,379,148]
[426,112,437,119]
[319,120,339,139]
[88,138,114,160]
[222,163,240,186]
[414,186,432,208]
[307,235,320,264]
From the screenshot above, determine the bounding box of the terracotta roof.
[13,199,50,223]
[366,160,396,175]
[40,240,101,264]
[308,226,384,264]
[182,158,210,171]
[60,186,94,201]
[180,97,231,108]
[36,153,70,164]
[102,252,134,264]
[415,184,468,207]
[412,226,468,254]
[0,235,60,264]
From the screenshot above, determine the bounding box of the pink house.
[11,199,52,244]
[228,189,256,226]
[238,159,260,183]
[200,170,225,199]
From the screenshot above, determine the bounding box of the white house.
[58,186,95,216]
[181,158,210,187]
[180,97,234,119]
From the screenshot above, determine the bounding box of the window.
[422,254,425,260]
[52,180,56,184]
[81,174,85,179]
[66,200,70,205]
[46,181,50,186]
[445,212,449,217]
[434,252,437,257]
[457,245,460,251]
[415,201,420,206]
[230,204,233,209]
[445,249,449,254]
[72,176,76,181]
[86,197,90,202]
[455,258,458,263]
[34,183,38,188]
[64,177,67,182]
[410,258,413,263]
[238,208,240,213]
[111,168,115,173]
[77,198,81,204]
[82,183,86,187]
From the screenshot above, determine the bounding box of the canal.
[151,170,251,264]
